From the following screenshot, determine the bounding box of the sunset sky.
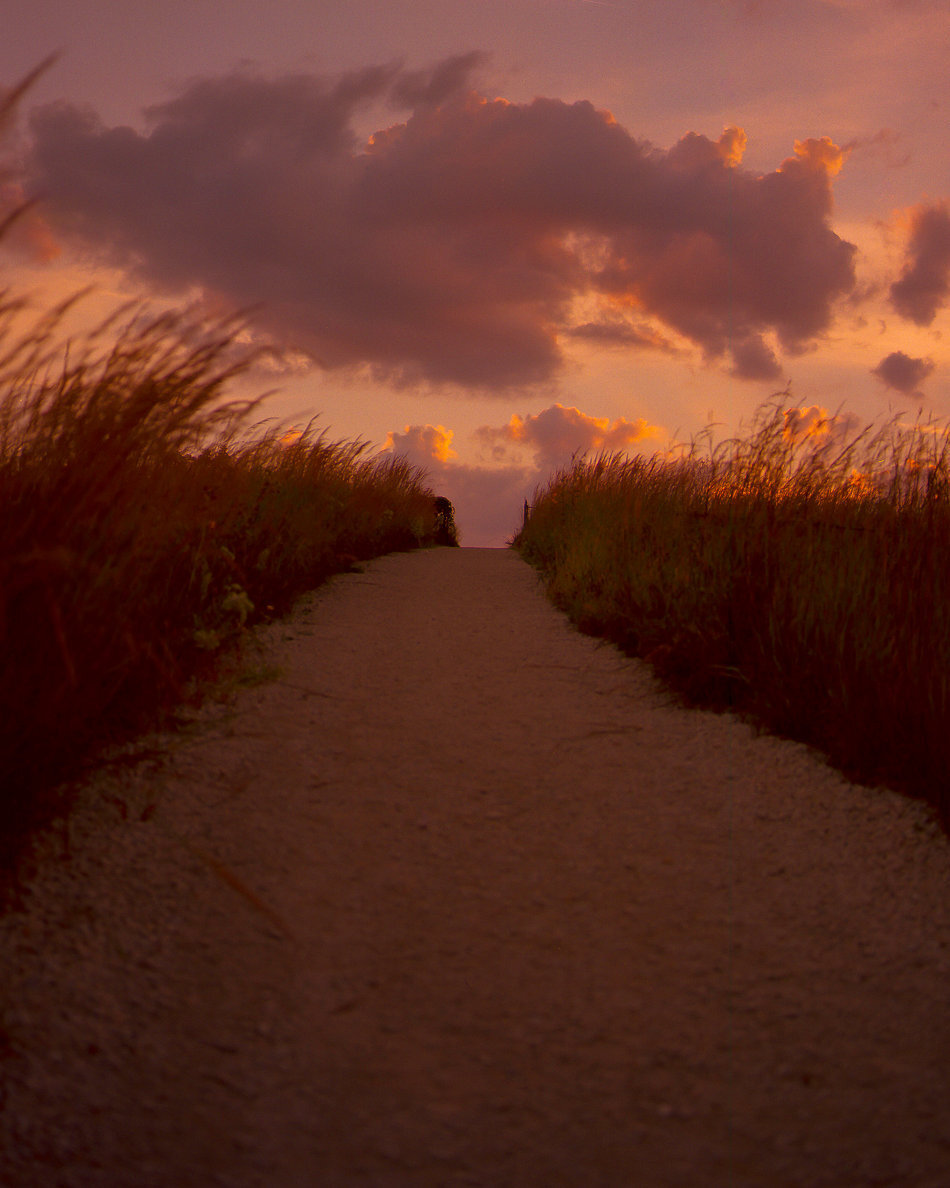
[4,0,949,543]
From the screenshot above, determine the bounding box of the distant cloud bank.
[475,404,660,469]
[22,55,861,389]
[381,420,533,547]
[381,402,662,546]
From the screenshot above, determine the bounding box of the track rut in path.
[2,546,949,1187]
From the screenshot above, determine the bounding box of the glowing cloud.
[380,400,665,545]
[380,420,534,547]
[476,403,661,467]
[783,405,832,440]
[381,423,458,464]
[791,136,846,178]
[782,405,860,444]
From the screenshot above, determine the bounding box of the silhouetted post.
[523,499,530,528]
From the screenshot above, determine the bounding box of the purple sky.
[4,0,949,543]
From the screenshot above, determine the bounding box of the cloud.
[783,405,829,440]
[381,423,458,465]
[889,202,950,326]
[871,350,935,396]
[729,334,783,381]
[782,404,861,445]
[475,402,661,468]
[840,128,910,170]
[383,401,665,545]
[25,60,857,389]
[566,318,678,352]
[389,51,487,109]
[381,421,535,546]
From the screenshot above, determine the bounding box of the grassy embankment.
[514,398,950,824]
[0,292,455,874]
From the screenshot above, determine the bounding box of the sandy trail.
[2,546,949,1187]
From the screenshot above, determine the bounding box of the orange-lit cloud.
[381,423,458,464]
[23,58,857,389]
[889,202,950,326]
[783,405,829,440]
[381,420,534,546]
[477,402,661,467]
[791,136,846,178]
[381,402,664,545]
[782,405,860,443]
[717,126,747,168]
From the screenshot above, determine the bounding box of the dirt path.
[2,547,949,1187]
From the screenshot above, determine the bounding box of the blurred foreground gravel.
[2,547,949,1186]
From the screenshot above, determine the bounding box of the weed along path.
[3,547,950,1186]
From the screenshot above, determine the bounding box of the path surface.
[2,547,950,1187]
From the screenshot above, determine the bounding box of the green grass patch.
[514,396,950,824]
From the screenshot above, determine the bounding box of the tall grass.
[515,397,950,823]
[0,294,454,872]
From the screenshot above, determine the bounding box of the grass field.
[0,68,462,880]
[514,397,950,825]
[0,292,455,874]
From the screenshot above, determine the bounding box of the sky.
[3,0,949,544]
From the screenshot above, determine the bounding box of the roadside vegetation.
[0,65,459,883]
[514,397,950,825]
[0,293,455,876]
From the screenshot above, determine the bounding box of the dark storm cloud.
[890,203,950,326]
[25,60,857,389]
[871,350,935,395]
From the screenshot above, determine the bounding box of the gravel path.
[2,546,949,1187]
